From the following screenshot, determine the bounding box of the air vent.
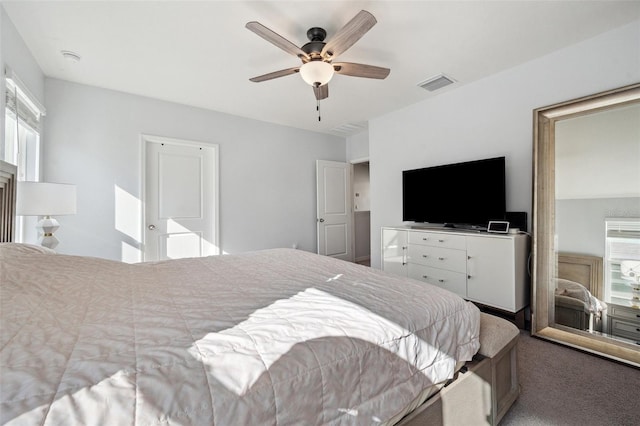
[330,121,368,137]
[61,50,81,62]
[417,74,455,92]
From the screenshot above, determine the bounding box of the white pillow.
[556,278,591,304]
[556,278,606,314]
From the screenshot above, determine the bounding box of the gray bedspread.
[0,245,479,425]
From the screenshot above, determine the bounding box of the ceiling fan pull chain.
[317,99,321,121]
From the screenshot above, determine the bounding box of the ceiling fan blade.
[246,21,310,60]
[313,84,329,100]
[321,10,377,58]
[249,67,300,82]
[333,62,390,79]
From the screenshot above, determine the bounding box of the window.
[604,218,640,308]
[3,69,45,242]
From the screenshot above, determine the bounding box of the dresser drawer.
[407,244,467,273]
[610,318,640,341]
[409,231,466,250]
[409,264,467,298]
[608,304,640,323]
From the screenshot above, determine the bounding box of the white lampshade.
[17,182,77,216]
[299,61,334,86]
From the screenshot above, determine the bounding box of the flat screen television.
[402,156,506,227]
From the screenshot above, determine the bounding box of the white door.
[144,136,219,261]
[316,160,353,261]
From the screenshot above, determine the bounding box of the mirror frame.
[532,82,640,366]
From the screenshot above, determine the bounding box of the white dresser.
[382,226,530,314]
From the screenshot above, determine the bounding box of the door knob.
[148,224,156,230]
[318,218,325,223]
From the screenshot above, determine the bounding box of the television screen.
[402,156,506,227]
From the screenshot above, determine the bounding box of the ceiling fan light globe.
[300,61,334,86]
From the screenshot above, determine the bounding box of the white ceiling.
[4,1,640,137]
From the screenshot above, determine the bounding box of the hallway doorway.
[352,160,370,266]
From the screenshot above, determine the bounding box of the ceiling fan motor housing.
[307,27,327,42]
[302,27,328,59]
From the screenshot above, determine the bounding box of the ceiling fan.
[246,10,390,106]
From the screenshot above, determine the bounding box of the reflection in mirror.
[532,83,640,366]
[555,104,640,342]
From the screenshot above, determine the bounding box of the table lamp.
[16,181,77,249]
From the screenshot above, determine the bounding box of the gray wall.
[354,211,370,261]
[556,198,640,257]
[346,129,369,161]
[44,79,345,260]
[369,20,640,268]
[556,105,640,200]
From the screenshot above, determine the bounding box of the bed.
[0,169,520,425]
[555,253,606,333]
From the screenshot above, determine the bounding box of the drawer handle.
[422,275,429,279]
[438,279,445,283]
[438,257,445,261]
[438,239,445,243]
[422,237,428,241]
[422,254,428,258]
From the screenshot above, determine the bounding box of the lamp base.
[37,216,60,249]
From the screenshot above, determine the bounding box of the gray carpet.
[500,331,640,426]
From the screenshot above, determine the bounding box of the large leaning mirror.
[532,83,640,366]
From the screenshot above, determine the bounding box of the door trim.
[140,134,220,261]
[350,156,369,165]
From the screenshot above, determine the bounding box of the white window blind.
[605,218,640,307]
[3,68,45,242]
[5,79,41,131]
[3,68,44,179]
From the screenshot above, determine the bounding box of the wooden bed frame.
[555,253,604,331]
[0,165,520,425]
[0,160,17,242]
[557,253,603,299]
[398,313,520,426]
